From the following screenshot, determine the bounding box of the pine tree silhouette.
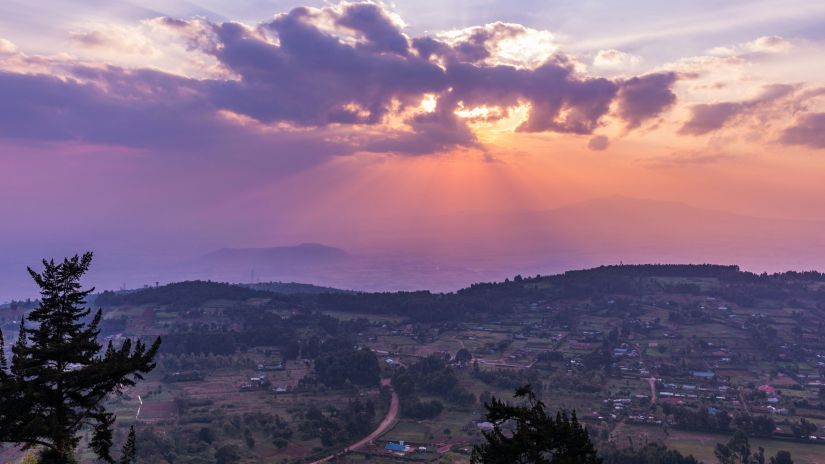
[0,253,161,463]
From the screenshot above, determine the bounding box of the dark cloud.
[679,84,795,135]
[780,113,825,149]
[0,2,681,157]
[364,107,479,155]
[439,57,619,134]
[203,9,446,128]
[616,72,678,128]
[0,67,346,175]
[335,2,409,56]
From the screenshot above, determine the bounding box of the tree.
[215,444,242,464]
[714,430,793,464]
[455,348,473,365]
[769,451,793,464]
[714,430,752,464]
[471,385,601,464]
[0,253,161,463]
[120,427,137,464]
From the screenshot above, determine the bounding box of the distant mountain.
[7,197,825,301]
[169,198,825,293]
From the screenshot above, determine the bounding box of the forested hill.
[93,264,825,323]
[95,281,276,307]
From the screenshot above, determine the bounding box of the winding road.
[309,378,399,464]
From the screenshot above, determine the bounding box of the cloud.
[0,1,680,157]
[433,22,557,68]
[679,84,796,135]
[0,38,16,54]
[781,113,825,149]
[593,49,641,69]
[0,66,347,175]
[335,2,410,56]
[709,35,791,57]
[616,72,678,128]
[588,135,609,151]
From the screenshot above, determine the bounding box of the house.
[385,441,411,454]
[758,385,776,394]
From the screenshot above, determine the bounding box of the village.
[4,267,825,462]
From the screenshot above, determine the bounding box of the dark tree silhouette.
[0,253,161,463]
[770,450,793,464]
[471,384,601,464]
[455,348,473,365]
[120,426,137,464]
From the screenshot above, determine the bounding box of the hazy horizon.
[4,194,825,301]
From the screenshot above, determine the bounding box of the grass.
[382,420,431,444]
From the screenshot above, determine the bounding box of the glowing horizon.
[2,0,825,298]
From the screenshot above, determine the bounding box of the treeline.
[96,281,278,307]
[243,281,352,295]
[313,338,380,388]
[160,311,369,358]
[662,404,776,437]
[294,398,377,447]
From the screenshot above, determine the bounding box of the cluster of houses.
[239,374,271,392]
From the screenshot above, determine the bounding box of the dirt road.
[648,377,657,403]
[309,378,399,463]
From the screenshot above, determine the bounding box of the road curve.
[309,378,399,464]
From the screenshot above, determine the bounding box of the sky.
[2,0,825,298]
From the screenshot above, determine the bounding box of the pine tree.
[0,253,161,463]
[120,426,137,464]
[471,384,602,464]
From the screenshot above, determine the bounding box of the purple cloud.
[0,2,681,158]
[781,113,825,149]
[616,72,678,128]
[335,2,410,56]
[679,102,744,135]
[679,84,795,135]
